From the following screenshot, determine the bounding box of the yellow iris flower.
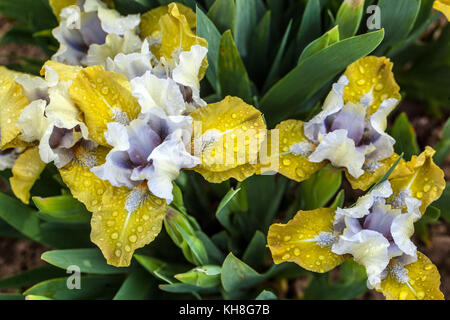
[261,56,402,191]
[268,147,445,300]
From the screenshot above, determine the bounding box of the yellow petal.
[343,56,401,115]
[267,208,348,273]
[141,3,208,78]
[59,145,111,212]
[69,65,140,146]
[140,3,196,39]
[91,185,166,267]
[346,153,406,191]
[270,120,324,182]
[10,148,46,204]
[378,251,444,300]
[190,96,266,183]
[0,68,30,149]
[434,0,450,20]
[40,61,82,82]
[389,147,445,214]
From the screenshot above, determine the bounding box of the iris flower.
[434,0,450,20]
[267,147,446,300]
[261,56,403,191]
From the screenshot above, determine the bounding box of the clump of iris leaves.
[0,0,449,300]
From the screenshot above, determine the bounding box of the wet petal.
[40,61,82,82]
[268,120,324,182]
[434,0,450,20]
[141,3,207,62]
[346,153,405,191]
[378,252,444,300]
[190,96,266,182]
[0,69,31,149]
[90,185,166,267]
[17,100,53,143]
[389,147,445,214]
[69,65,140,145]
[332,229,390,286]
[10,148,46,204]
[268,208,347,273]
[309,129,365,178]
[59,145,111,212]
[343,56,401,114]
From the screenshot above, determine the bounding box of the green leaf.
[113,267,157,300]
[134,254,187,284]
[233,0,258,58]
[434,183,450,222]
[247,10,271,82]
[260,29,385,126]
[33,195,91,223]
[0,265,66,289]
[218,30,252,103]
[242,230,267,270]
[304,259,368,300]
[255,290,278,300]
[296,0,322,53]
[42,249,126,275]
[207,0,235,33]
[113,0,155,14]
[215,187,241,231]
[298,166,342,210]
[335,0,364,39]
[174,265,221,288]
[390,113,419,160]
[0,293,24,300]
[164,208,209,265]
[221,253,264,292]
[195,231,226,264]
[375,0,421,55]
[434,118,450,165]
[368,153,404,192]
[159,282,218,294]
[298,25,340,64]
[415,206,441,245]
[329,190,345,210]
[263,19,293,92]
[196,6,221,93]
[24,275,123,300]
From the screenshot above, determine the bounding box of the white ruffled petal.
[308,129,365,178]
[15,75,49,102]
[104,122,130,151]
[87,30,142,67]
[332,229,390,286]
[335,180,393,220]
[172,45,208,90]
[84,0,140,35]
[304,75,348,142]
[105,40,153,80]
[17,100,52,142]
[131,71,186,116]
[145,131,200,203]
[391,213,417,258]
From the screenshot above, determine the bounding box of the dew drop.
[282,254,290,260]
[282,159,291,166]
[283,235,291,242]
[114,249,122,257]
[111,232,119,240]
[423,185,431,192]
[357,79,366,86]
[129,235,137,243]
[294,248,300,256]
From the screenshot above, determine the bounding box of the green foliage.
[390,113,420,161]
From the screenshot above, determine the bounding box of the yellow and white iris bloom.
[268,147,445,300]
[264,56,402,191]
[0,2,263,267]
